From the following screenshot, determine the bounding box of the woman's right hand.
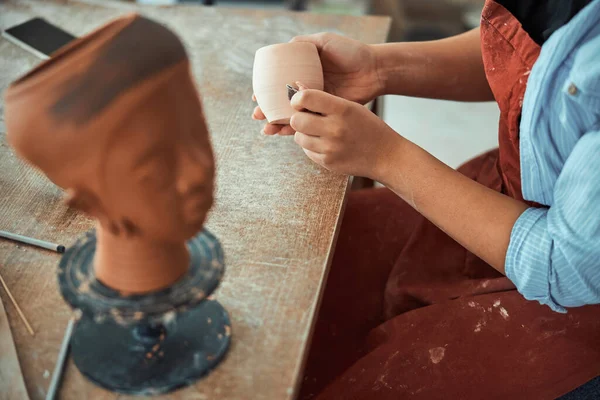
[252,33,384,135]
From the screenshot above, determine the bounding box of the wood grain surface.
[0,294,30,400]
[0,1,390,399]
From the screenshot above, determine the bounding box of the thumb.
[291,88,345,115]
[296,81,310,91]
[286,81,311,102]
[290,32,331,50]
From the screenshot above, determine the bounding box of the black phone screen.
[3,17,76,57]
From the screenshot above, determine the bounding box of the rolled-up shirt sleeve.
[506,129,600,313]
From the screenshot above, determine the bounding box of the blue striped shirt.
[505,0,600,313]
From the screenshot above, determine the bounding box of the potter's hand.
[252,33,383,136]
[290,32,383,104]
[290,88,401,180]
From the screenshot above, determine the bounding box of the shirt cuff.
[505,207,567,313]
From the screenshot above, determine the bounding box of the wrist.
[371,44,391,97]
[371,128,407,183]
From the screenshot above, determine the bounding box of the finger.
[295,132,324,154]
[290,32,332,49]
[303,148,326,165]
[291,89,345,116]
[252,93,257,102]
[278,125,296,136]
[263,123,284,135]
[252,106,266,120]
[290,111,328,137]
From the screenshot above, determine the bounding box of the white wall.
[382,95,499,169]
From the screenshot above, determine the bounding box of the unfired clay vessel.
[5,14,215,294]
[252,42,324,125]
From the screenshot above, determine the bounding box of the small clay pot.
[252,42,324,125]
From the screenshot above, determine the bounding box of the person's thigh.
[316,291,600,400]
[299,187,422,399]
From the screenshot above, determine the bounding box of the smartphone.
[2,17,76,59]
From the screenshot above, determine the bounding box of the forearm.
[372,28,494,102]
[376,136,528,273]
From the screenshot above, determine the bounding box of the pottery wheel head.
[58,229,225,325]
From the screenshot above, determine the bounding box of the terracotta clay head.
[4,14,215,244]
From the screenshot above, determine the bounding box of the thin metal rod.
[0,271,35,336]
[287,83,299,100]
[0,230,65,253]
[46,317,76,400]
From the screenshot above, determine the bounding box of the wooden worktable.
[0,1,390,399]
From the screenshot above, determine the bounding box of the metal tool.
[286,83,299,101]
[45,317,76,400]
[0,230,65,253]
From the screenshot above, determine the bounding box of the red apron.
[298,1,600,399]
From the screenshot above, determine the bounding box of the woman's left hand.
[289,87,403,180]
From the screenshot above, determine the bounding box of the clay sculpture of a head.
[5,14,215,293]
[252,42,324,125]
